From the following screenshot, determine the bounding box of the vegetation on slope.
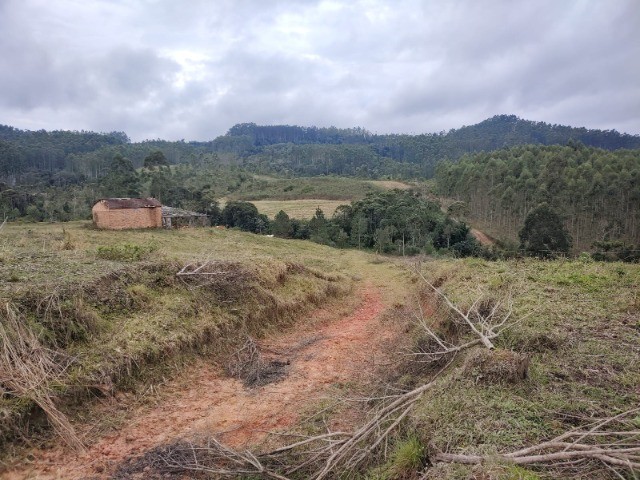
[2,115,639,223]
[435,143,640,251]
[400,257,640,479]
[100,256,640,479]
[0,222,353,451]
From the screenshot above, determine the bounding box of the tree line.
[435,143,640,252]
[222,190,481,257]
[3,115,639,185]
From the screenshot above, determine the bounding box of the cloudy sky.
[1,0,638,141]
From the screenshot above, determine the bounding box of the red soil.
[3,285,398,479]
[471,228,495,246]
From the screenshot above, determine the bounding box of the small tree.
[519,203,572,258]
[309,207,329,244]
[101,154,141,197]
[143,150,169,169]
[272,210,293,238]
[221,201,266,233]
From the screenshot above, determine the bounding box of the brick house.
[92,198,163,230]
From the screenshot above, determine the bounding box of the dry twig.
[432,408,640,476]
[411,263,526,357]
[0,302,84,450]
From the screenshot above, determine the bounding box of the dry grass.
[404,257,640,479]
[368,180,413,190]
[0,302,83,450]
[252,199,348,219]
[0,221,411,454]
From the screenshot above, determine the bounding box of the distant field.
[368,180,412,190]
[226,177,414,218]
[252,199,348,219]
[231,176,384,201]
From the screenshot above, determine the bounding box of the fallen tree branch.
[157,438,292,480]
[433,408,640,476]
[156,359,453,479]
[413,265,513,350]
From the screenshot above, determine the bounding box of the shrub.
[96,243,157,261]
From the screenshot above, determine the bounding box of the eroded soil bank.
[3,285,403,479]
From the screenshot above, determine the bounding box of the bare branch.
[433,409,640,476]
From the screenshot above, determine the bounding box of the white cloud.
[0,0,637,140]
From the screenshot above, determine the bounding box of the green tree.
[143,150,169,169]
[272,210,293,238]
[221,201,266,233]
[100,154,141,197]
[309,207,329,244]
[519,203,572,257]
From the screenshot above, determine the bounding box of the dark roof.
[99,198,162,209]
[162,206,208,217]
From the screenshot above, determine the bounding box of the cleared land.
[368,180,413,190]
[233,177,413,218]
[1,222,638,480]
[252,199,348,219]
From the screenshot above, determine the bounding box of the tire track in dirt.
[4,285,398,480]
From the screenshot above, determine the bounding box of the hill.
[435,143,640,251]
[2,115,639,184]
[1,223,638,479]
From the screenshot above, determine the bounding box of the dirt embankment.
[4,285,400,480]
[470,228,495,246]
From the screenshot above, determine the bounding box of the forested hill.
[435,144,640,250]
[445,115,640,152]
[221,114,640,156]
[211,115,640,177]
[0,125,129,175]
[2,115,639,182]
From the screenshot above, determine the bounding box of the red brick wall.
[92,203,162,229]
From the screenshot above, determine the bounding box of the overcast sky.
[1,0,638,141]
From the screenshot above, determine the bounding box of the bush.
[96,243,157,261]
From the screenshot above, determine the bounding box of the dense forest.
[435,144,640,251]
[2,115,639,184]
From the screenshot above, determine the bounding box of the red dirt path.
[470,228,495,246]
[3,285,397,479]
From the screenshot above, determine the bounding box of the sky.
[0,0,638,141]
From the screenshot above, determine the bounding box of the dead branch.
[157,360,452,479]
[156,438,292,480]
[176,260,254,294]
[412,264,522,357]
[432,408,640,476]
[227,336,266,386]
[0,302,84,451]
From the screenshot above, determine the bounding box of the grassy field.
[226,176,413,218]
[228,175,412,202]
[398,257,640,479]
[251,199,348,219]
[1,221,638,479]
[0,221,411,453]
[368,179,413,190]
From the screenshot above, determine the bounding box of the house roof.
[162,206,208,218]
[99,198,162,209]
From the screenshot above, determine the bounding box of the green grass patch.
[228,176,386,201]
[401,257,640,479]
[96,243,158,261]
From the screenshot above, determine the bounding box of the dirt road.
[4,285,401,479]
[470,228,495,246]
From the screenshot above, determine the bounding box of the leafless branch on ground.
[0,302,84,451]
[411,263,528,359]
[432,408,640,476]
